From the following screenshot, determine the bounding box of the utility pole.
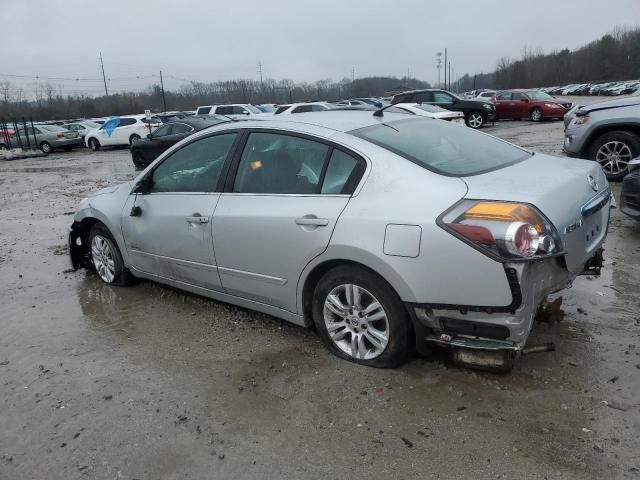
[448,62,451,91]
[444,48,447,90]
[99,52,108,96]
[159,70,167,112]
[352,67,355,83]
[257,61,263,83]
[436,52,442,87]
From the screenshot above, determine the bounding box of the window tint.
[350,117,531,177]
[321,149,360,194]
[197,106,212,115]
[172,123,193,134]
[511,92,525,100]
[311,104,328,111]
[153,124,173,137]
[413,92,433,103]
[119,118,137,127]
[496,92,512,101]
[274,105,290,114]
[433,92,454,104]
[234,133,328,194]
[150,133,237,193]
[291,105,313,113]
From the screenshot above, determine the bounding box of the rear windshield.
[349,117,531,177]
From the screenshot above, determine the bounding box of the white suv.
[195,104,266,118]
[85,115,161,151]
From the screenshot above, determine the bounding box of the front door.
[212,131,365,312]
[121,132,239,291]
[493,92,513,118]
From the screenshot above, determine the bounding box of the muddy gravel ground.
[1,109,640,480]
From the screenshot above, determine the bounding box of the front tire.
[465,111,485,129]
[530,107,543,122]
[588,131,640,181]
[88,138,101,151]
[89,224,136,286]
[311,265,413,368]
[132,151,146,170]
[40,142,52,154]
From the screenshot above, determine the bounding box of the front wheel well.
[582,125,640,157]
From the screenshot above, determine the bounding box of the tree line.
[0,76,430,121]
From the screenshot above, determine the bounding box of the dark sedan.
[130,116,229,169]
[621,158,640,220]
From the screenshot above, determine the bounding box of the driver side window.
[149,133,237,193]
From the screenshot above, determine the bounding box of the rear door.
[212,130,366,312]
[493,92,513,118]
[510,92,528,118]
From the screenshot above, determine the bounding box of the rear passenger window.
[198,107,212,115]
[321,149,361,194]
[119,118,137,126]
[234,133,328,194]
[413,92,433,103]
[292,105,313,113]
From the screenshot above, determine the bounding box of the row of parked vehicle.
[541,81,640,97]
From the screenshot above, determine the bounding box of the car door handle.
[186,214,209,224]
[295,216,329,226]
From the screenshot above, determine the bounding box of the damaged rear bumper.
[408,248,605,357]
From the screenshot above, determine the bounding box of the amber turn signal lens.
[463,202,545,233]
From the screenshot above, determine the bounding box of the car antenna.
[373,104,395,117]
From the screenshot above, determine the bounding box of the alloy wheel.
[595,141,632,175]
[531,109,543,121]
[468,113,483,128]
[91,235,116,283]
[323,284,389,360]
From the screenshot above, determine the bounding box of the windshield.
[526,90,554,100]
[349,117,531,177]
[257,105,275,112]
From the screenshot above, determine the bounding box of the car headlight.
[544,103,560,108]
[573,115,589,126]
[440,200,563,261]
[481,103,493,110]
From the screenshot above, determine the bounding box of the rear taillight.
[57,133,65,139]
[440,200,562,261]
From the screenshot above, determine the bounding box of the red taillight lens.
[441,200,562,261]
[57,133,65,139]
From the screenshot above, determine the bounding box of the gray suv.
[564,92,640,180]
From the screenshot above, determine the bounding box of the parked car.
[84,115,161,151]
[10,124,82,153]
[564,93,640,180]
[63,121,102,141]
[273,102,334,114]
[620,157,640,220]
[387,103,466,125]
[391,89,496,128]
[68,111,608,371]
[195,104,266,118]
[492,90,572,121]
[130,116,230,169]
[256,104,277,113]
[335,99,371,107]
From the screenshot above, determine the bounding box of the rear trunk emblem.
[588,175,598,192]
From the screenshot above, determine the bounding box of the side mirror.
[134,175,152,194]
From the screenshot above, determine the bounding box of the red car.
[491,89,573,121]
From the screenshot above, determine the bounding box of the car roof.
[210,111,413,133]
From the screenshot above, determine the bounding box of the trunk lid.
[461,153,610,273]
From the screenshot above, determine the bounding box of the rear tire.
[40,142,52,154]
[311,265,414,368]
[530,107,543,122]
[132,151,146,170]
[129,134,140,145]
[88,138,101,151]
[465,111,485,129]
[89,224,136,286]
[588,130,640,181]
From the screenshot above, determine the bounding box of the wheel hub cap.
[91,235,116,283]
[596,141,631,175]
[323,284,389,360]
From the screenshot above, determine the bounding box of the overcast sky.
[1,0,639,95]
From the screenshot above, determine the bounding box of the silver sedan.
[69,112,610,371]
